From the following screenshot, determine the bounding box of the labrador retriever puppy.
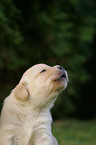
[0,64,68,145]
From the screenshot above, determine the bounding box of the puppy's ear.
[14,82,28,101]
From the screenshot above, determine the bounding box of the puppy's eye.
[40,70,46,73]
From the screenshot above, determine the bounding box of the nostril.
[58,66,63,70]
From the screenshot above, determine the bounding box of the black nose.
[57,66,63,70]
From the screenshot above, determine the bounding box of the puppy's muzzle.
[54,65,68,82]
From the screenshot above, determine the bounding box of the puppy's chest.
[11,114,35,145]
[13,114,33,144]
[15,111,51,145]
[14,112,43,143]
[21,112,50,132]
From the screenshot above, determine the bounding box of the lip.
[54,73,66,81]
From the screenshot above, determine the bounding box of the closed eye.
[40,69,46,73]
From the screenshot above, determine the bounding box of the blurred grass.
[52,120,96,145]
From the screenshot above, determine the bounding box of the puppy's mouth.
[54,73,66,81]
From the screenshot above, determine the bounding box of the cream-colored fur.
[0,64,68,145]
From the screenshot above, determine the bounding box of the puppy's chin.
[53,78,67,94]
[52,69,68,94]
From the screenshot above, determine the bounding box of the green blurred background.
[0,0,96,120]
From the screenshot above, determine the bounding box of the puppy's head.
[14,64,68,107]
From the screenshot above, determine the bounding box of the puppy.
[0,64,68,145]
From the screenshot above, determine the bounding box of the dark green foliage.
[0,0,96,118]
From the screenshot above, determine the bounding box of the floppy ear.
[14,82,28,101]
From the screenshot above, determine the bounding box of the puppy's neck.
[10,91,55,115]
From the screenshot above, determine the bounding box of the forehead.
[32,64,51,71]
[31,64,52,74]
[22,64,51,79]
